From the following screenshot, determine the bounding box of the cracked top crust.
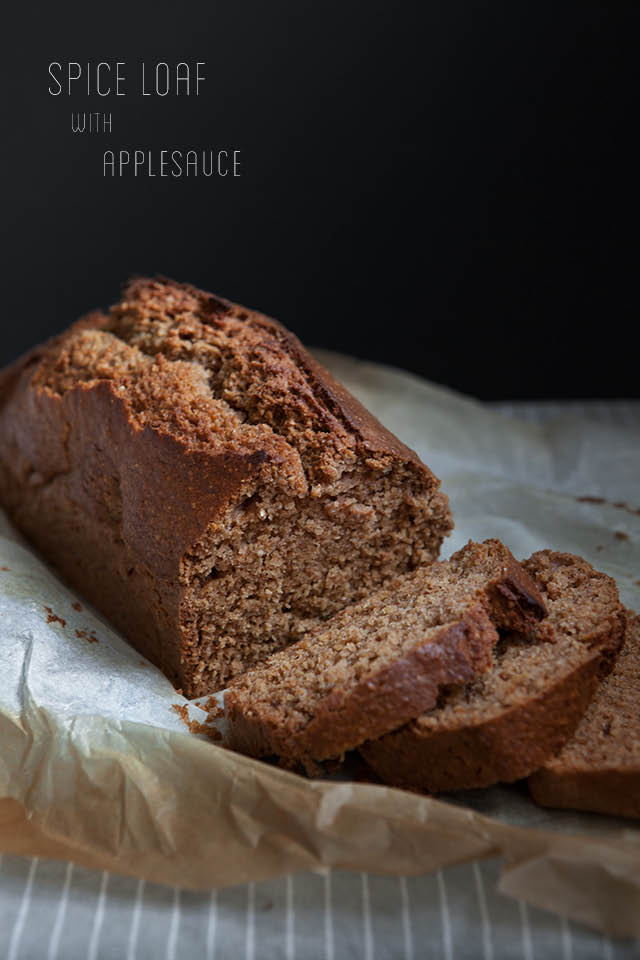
[27,276,434,484]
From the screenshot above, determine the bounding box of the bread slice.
[529,611,639,819]
[224,540,547,767]
[360,551,625,792]
[0,277,453,697]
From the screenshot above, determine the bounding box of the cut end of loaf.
[224,539,547,767]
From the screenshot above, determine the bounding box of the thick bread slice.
[360,551,625,792]
[0,277,453,697]
[224,540,546,767]
[529,611,640,819]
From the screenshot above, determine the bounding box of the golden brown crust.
[0,354,285,686]
[448,538,548,634]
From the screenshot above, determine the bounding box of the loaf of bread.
[529,611,639,819]
[360,551,625,792]
[0,277,453,697]
[224,540,547,768]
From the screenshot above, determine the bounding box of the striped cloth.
[2,853,638,959]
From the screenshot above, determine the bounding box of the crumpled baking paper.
[1,351,639,936]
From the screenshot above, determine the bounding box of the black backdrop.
[2,1,637,400]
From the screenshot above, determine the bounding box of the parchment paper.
[1,352,639,936]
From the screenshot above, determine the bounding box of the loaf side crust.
[0,350,291,683]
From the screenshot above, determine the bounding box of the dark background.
[2,1,637,400]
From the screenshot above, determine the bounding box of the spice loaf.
[0,277,453,697]
[224,540,547,767]
[529,611,640,819]
[360,550,625,792]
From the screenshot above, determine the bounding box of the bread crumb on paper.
[44,606,66,628]
[172,703,222,740]
[577,495,640,517]
[203,696,225,720]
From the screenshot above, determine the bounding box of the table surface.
[2,399,639,960]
